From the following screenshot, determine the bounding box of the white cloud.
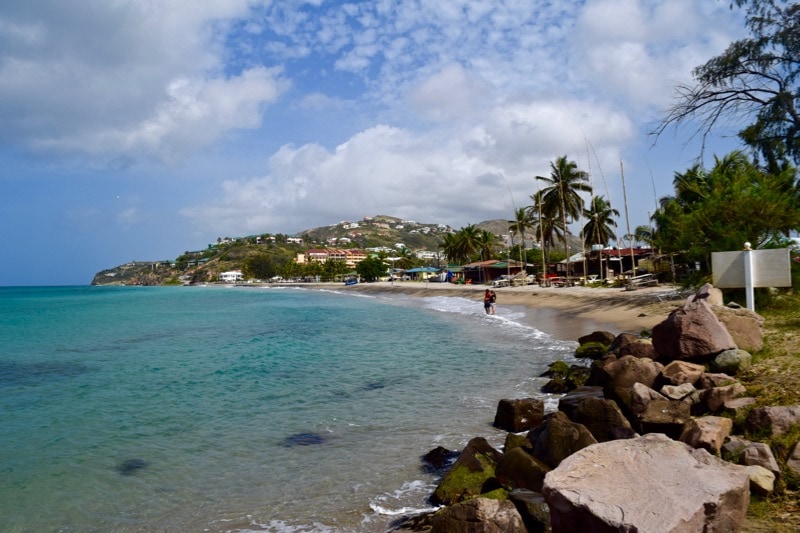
[32,66,288,162]
[0,0,279,161]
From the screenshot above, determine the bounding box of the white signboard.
[712,248,791,288]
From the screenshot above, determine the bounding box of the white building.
[219,270,244,283]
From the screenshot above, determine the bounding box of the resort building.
[219,270,244,283]
[295,248,368,268]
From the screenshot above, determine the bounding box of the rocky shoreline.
[362,283,800,532]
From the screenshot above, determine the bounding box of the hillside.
[90,214,593,286]
[92,215,455,286]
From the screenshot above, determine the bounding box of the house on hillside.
[219,270,243,283]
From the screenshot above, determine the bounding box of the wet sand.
[341,281,688,340]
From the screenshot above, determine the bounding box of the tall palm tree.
[508,206,534,267]
[582,195,619,248]
[527,191,566,266]
[536,156,592,277]
[475,229,498,262]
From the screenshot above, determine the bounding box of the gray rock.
[745,465,775,496]
[712,349,752,375]
[430,498,526,533]
[660,382,697,400]
[627,382,667,416]
[741,442,780,477]
[745,405,800,436]
[542,433,750,533]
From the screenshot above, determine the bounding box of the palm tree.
[395,247,417,269]
[582,196,619,248]
[475,229,498,262]
[508,206,534,268]
[536,156,592,277]
[440,224,482,264]
[527,191,566,267]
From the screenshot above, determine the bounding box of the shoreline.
[336,281,688,340]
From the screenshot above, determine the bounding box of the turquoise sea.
[0,285,580,532]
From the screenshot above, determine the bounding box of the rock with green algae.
[431,437,503,506]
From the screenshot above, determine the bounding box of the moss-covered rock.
[575,341,608,359]
[431,437,503,506]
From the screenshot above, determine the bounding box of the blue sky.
[1,0,747,286]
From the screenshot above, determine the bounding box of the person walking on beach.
[483,289,492,314]
[490,290,497,315]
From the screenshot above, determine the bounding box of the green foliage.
[652,152,800,272]
[356,256,387,281]
[535,156,591,269]
[583,196,619,247]
[243,253,276,280]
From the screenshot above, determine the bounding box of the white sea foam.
[369,479,440,517]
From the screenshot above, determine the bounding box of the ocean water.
[0,285,580,532]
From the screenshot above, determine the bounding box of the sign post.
[711,244,791,312]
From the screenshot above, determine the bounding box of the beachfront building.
[219,270,244,283]
[295,248,368,268]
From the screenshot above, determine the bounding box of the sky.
[0,0,749,286]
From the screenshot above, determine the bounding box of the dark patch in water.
[117,458,149,476]
[0,360,89,387]
[363,381,385,391]
[281,432,327,447]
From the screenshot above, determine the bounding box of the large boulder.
[745,405,800,436]
[711,305,764,352]
[542,433,750,533]
[493,398,545,432]
[430,497,526,533]
[560,396,635,443]
[588,355,663,404]
[495,446,551,493]
[432,437,503,506]
[651,296,736,361]
[527,411,597,468]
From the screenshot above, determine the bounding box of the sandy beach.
[342,281,690,340]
